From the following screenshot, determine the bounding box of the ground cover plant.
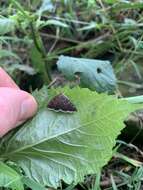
[1,0,143,189]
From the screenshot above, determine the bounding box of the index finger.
[0,68,19,89]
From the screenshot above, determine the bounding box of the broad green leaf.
[0,87,141,188]
[57,56,117,93]
[0,162,23,190]
[0,18,15,35]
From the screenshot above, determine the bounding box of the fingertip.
[19,93,38,121]
[0,67,19,89]
[0,88,38,137]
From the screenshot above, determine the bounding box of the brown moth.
[47,93,77,113]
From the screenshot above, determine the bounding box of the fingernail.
[20,97,36,120]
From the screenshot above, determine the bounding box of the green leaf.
[78,22,100,31]
[110,174,118,190]
[112,2,143,12]
[0,50,21,61]
[8,64,35,75]
[104,0,119,4]
[38,0,54,14]
[29,42,51,84]
[40,19,69,28]
[124,18,137,26]
[29,45,45,73]
[22,176,45,190]
[0,162,24,190]
[0,87,141,188]
[57,55,117,93]
[123,95,143,104]
[87,0,97,8]
[0,18,15,35]
[32,85,49,109]
[120,18,138,29]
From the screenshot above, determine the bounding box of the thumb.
[0,88,37,137]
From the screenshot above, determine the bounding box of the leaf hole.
[97,68,102,74]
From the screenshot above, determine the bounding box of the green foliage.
[30,44,46,73]
[110,174,118,190]
[0,87,141,188]
[22,177,45,190]
[39,19,69,28]
[38,0,54,14]
[0,50,21,61]
[0,18,15,35]
[0,0,143,93]
[0,162,23,190]
[57,56,117,93]
[114,165,143,190]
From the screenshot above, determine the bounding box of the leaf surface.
[0,87,140,187]
[57,56,117,93]
[0,162,23,190]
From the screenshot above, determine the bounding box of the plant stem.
[29,21,52,84]
[122,95,143,104]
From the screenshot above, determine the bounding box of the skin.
[0,68,38,137]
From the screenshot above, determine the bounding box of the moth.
[47,93,77,113]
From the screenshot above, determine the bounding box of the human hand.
[0,68,37,137]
